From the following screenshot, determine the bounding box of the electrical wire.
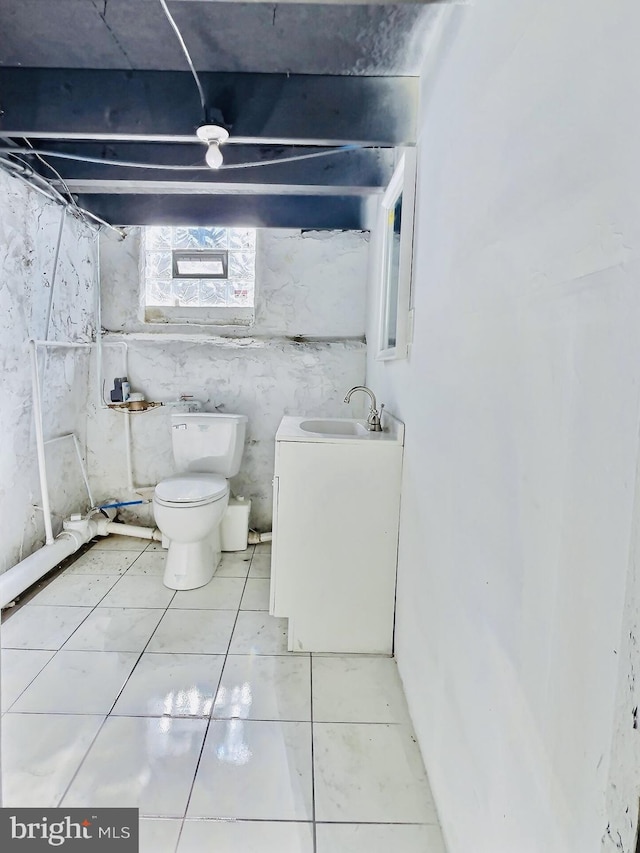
[159,0,207,121]
[22,137,77,206]
[0,156,125,236]
[2,144,361,171]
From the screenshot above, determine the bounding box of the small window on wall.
[143,226,256,325]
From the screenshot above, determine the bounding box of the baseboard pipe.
[248,530,273,545]
[105,521,162,542]
[0,529,87,610]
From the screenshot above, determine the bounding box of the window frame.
[171,249,228,280]
[376,149,417,361]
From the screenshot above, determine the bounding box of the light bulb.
[205,141,223,170]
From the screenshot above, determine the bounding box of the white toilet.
[153,412,248,590]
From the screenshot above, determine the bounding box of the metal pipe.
[29,340,54,545]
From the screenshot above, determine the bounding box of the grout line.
[54,561,178,807]
[176,557,252,848]
[310,652,317,853]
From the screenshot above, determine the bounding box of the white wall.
[89,228,369,528]
[366,1,640,850]
[0,171,97,573]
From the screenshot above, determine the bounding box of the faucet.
[344,386,384,432]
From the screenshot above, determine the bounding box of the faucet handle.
[367,402,384,432]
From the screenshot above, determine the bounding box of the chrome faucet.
[344,386,384,432]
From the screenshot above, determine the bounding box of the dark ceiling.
[0,0,438,228]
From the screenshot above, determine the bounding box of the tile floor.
[1,536,446,853]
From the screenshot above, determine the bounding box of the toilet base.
[162,529,222,590]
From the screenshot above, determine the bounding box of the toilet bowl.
[153,473,230,590]
[153,413,247,590]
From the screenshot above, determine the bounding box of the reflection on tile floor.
[1,539,446,852]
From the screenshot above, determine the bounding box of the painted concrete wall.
[365,1,640,851]
[89,228,368,529]
[0,171,97,574]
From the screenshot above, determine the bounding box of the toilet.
[153,412,248,590]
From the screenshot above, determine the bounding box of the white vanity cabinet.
[270,415,404,654]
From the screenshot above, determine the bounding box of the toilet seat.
[154,473,229,508]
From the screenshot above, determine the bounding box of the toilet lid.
[155,473,228,504]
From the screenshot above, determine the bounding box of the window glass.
[143,226,256,310]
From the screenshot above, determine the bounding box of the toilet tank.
[171,413,248,477]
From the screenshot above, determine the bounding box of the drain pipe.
[29,339,54,545]
[0,507,116,610]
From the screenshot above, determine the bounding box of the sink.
[276,415,404,445]
[299,419,369,437]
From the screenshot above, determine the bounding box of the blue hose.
[98,500,146,510]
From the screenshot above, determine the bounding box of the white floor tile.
[253,542,272,554]
[229,611,289,655]
[126,551,167,576]
[215,551,252,577]
[98,574,175,609]
[144,540,166,552]
[314,723,437,823]
[312,655,411,723]
[29,573,120,607]
[1,712,104,806]
[65,549,142,574]
[188,720,313,820]
[248,554,271,578]
[112,653,224,717]
[178,820,314,853]
[139,818,182,853]
[11,650,139,714]
[240,578,270,611]
[1,605,93,649]
[170,577,245,610]
[62,716,207,817]
[147,609,236,654]
[213,654,311,721]
[91,534,149,552]
[316,823,446,853]
[1,649,55,710]
[63,608,164,652]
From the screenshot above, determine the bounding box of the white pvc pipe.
[105,521,162,541]
[44,210,66,342]
[0,530,85,609]
[43,433,94,508]
[31,339,92,349]
[124,410,135,492]
[71,433,94,507]
[29,340,54,545]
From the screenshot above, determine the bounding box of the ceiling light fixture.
[196,125,229,170]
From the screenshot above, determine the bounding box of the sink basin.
[299,419,370,437]
[276,415,403,445]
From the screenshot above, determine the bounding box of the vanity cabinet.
[270,416,404,654]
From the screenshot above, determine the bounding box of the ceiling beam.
[73,193,369,230]
[60,181,381,197]
[0,69,417,146]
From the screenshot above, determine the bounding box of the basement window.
[143,226,256,325]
